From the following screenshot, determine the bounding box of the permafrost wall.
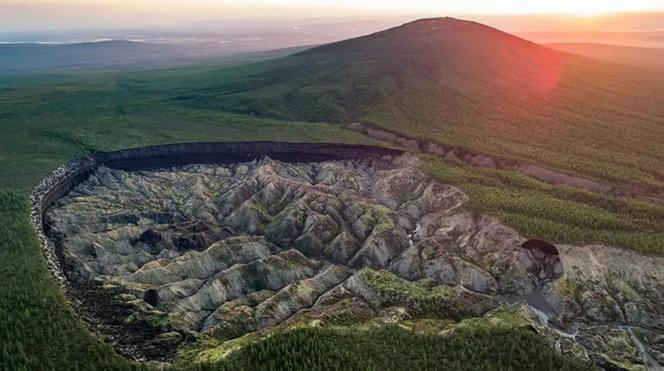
[30,142,402,292]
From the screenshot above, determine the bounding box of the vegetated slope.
[0,191,142,370]
[1,51,663,257]
[175,17,664,194]
[197,326,584,371]
[546,42,664,72]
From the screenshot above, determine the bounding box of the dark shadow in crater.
[522,239,559,257]
[521,239,563,281]
[143,289,159,307]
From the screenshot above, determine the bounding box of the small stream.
[528,303,663,370]
[626,327,664,371]
[407,222,421,247]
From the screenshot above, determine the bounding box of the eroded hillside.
[43,155,664,369]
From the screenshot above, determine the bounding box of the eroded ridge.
[45,155,664,368]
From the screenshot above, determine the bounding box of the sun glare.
[565,4,611,16]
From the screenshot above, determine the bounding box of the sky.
[2,0,664,32]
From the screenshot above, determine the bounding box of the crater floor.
[46,155,664,368]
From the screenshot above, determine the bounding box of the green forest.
[1,18,661,370]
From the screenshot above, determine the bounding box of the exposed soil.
[36,147,664,368]
[347,122,664,205]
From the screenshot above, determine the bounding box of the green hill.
[174,17,664,194]
[1,17,663,370]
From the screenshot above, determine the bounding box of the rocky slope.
[45,155,664,369]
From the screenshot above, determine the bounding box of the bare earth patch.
[45,155,664,368]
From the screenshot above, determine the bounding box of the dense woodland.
[194,326,585,371]
[0,17,661,371]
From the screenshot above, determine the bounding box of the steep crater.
[38,144,664,369]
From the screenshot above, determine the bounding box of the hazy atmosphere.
[2,1,664,371]
[3,0,664,31]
